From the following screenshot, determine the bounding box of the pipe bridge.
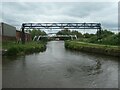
[22,23,101,29]
[21,23,102,44]
[33,35,77,41]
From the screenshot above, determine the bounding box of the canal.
[3,41,118,88]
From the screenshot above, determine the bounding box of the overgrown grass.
[65,40,120,57]
[2,41,46,56]
[79,34,120,46]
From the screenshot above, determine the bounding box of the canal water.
[3,41,118,88]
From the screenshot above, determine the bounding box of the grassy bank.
[2,41,46,56]
[65,41,120,57]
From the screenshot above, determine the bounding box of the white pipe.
[33,36,37,41]
[37,36,41,41]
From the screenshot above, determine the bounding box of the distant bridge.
[33,35,77,41]
[47,33,57,34]
[21,23,102,44]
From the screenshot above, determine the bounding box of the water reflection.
[2,41,118,88]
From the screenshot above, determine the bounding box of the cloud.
[1,2,118,33]
[2,0,120,2]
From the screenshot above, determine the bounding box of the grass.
[65,40,120,57]
[2,41,46,56]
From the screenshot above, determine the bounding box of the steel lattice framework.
[22,23,101,29]
[21,23,102,44]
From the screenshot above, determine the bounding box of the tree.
[71,30,83,38]
[56,29,83,38]
[83,33,91,38]
[29,29,47,39]
[56,29,71,35]
[96,29,114,39]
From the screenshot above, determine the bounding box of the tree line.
[57,29,120,45]
[28,29,120,46]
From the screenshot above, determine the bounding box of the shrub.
[6,46,19,55]
[3,41,46,56]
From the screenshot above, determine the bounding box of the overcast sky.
[0,2,118,33]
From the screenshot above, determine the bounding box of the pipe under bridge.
[33,35,77,41]
[21,23,102,44]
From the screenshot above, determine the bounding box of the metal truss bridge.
[21,23,102,44]
[22,23,101,29]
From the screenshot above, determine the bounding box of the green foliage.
[117,32,120,45]
[56,29,71,35]
[80,30,119,46]
[29,29,47,39]
[99,35,119,45]
[3,41,46,56]
[88,36,98,43]
[96,29,114,39]
[6,46,19,55]
[57,29,119,46]
[83,33,95,38]
[65,41,120,57]
[71,30,83,38]
[56,29,83,38]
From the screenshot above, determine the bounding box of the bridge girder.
[22,23,101,29]
[21,23,102,44]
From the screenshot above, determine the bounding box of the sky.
[0,1,119,34]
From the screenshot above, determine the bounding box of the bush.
[65,41,120,57]
[6,46,19,55]
[3,41,46,56]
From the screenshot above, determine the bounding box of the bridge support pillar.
[97,28,102,41]
[21,24,25,44]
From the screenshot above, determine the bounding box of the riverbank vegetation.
[81,30,120,46]
[65,41,120,57]
[57,29,120,46]
[2,41,46,56]
[57,29,120,57]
